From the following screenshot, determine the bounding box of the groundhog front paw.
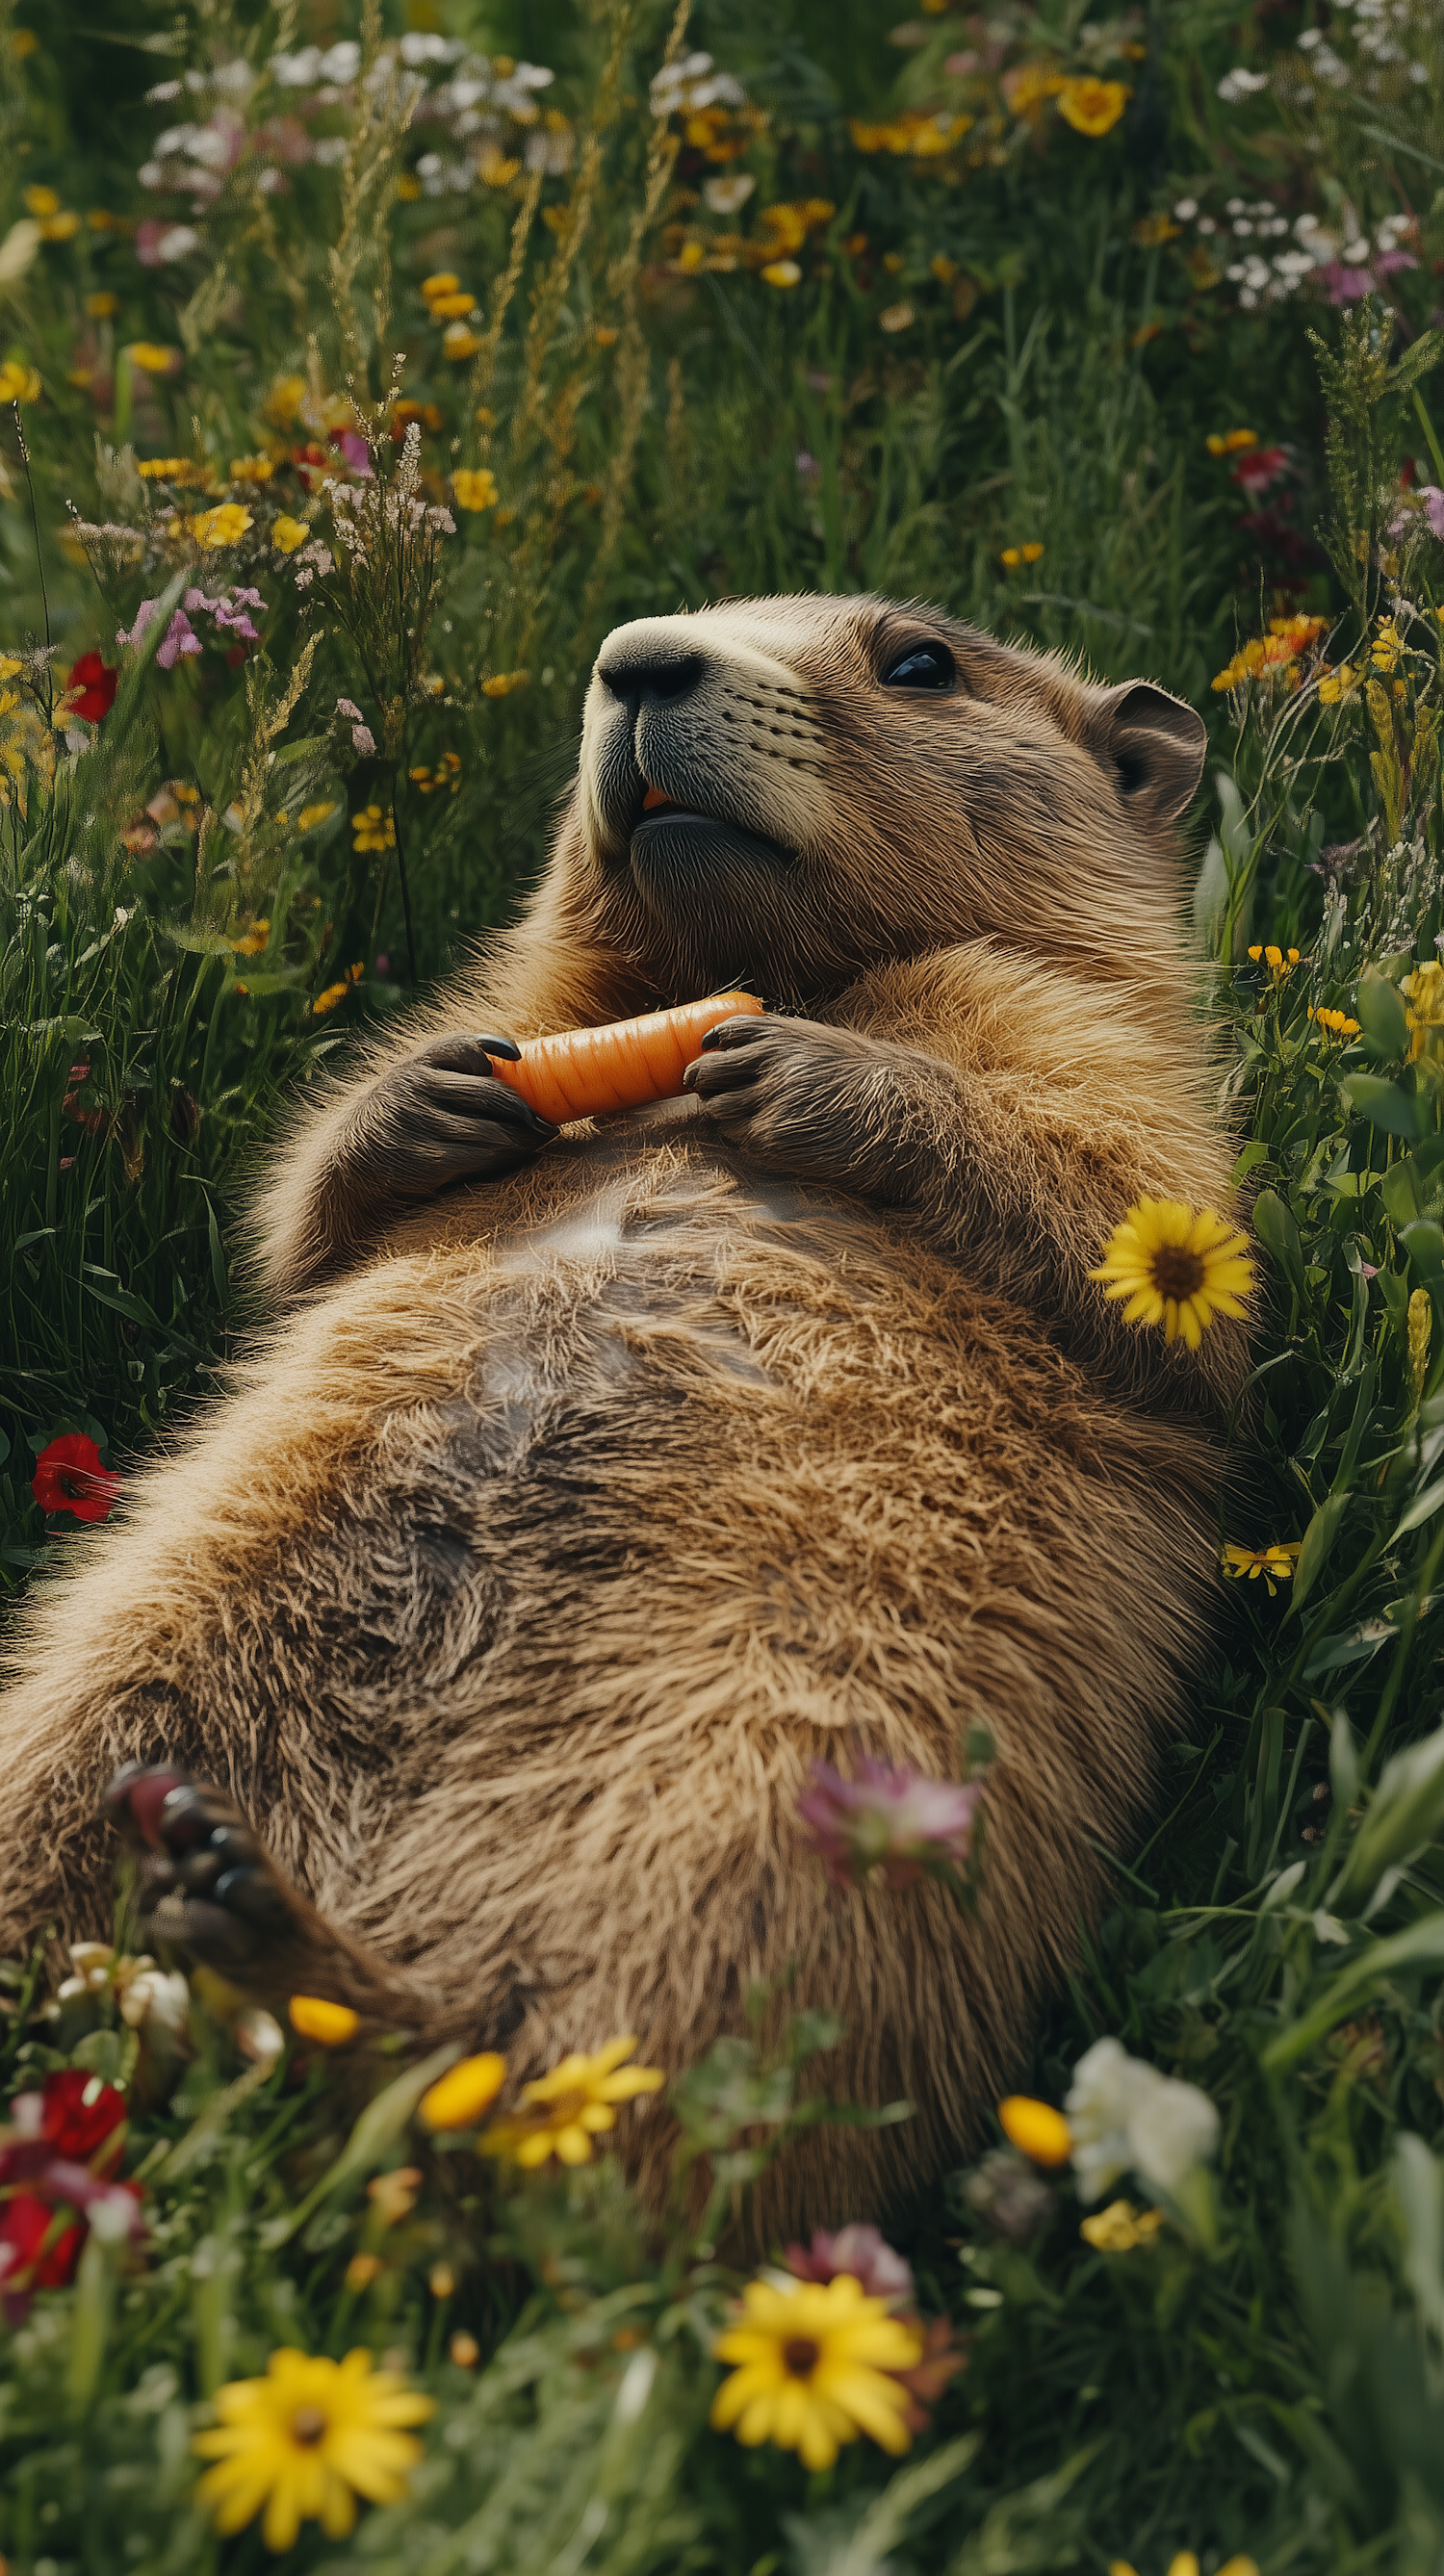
[104,1764,310,1975]
[682,1014,919,1198]
[358,1034,559,1206]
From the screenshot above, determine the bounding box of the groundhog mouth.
[629,781,794,884]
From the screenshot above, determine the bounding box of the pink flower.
[796,1757,983,1890]
[329,429,374,477]
[784,2224,915,2306]
[1420,486,1444,540]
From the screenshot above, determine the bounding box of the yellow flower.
[190,502,252,548]
[1089,1198,1254,1351]
[1000,542,1044,567]
[418,2052,507,2130]
[346,2253,384,2292]
[1372,617,1403,673]
[1205,428,1256,455]
[229,918,271,957]
[451,468,498,513]
[481,671,528,698]
[289,1995,360,2046]
[998,2095,1072,2167]
[1005,61,1066,116]
[421,271,461,301]
[126,341,177,374]
[450,2331,480,2366]
[1246,941,1300,986]
[352,806,395,854]
[710,2274,922,2472]
[1306,1004,1360,1041]
[761,258,801,288]
[443,324,481,360]
[229,454,275,483]
[193,2347,434,2551]
[22,185,59,219]
[85,291,119,320]
[272,514,312,554]
[137,457,207,483]
[266,374,307,425]
[481,2035,663,2169]
[1079,2199,1164,2253]
[1410,1286,1432,1405]
[0,360,40,403]
[297,800,336,832]
[1221,1541,1302,1600]
[1317,662,1359,705]
[0,655,19,680]
[1111,2559,1257,2576]
[1404,959,1444,1060]
[1056,77,1131,136]
[39,210,80,242]
[428,292,477,322]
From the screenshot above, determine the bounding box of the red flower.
[65,651,119,723]
[0,2193,84,2293]
[40,2069,127,2165]
[1229,445,1289,497]
[31,1433,120,1524]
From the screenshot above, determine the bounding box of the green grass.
[4,1,1444,2567]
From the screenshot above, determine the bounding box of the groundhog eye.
[881,644,955,691]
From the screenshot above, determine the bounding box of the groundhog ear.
[1096,682,1207,824]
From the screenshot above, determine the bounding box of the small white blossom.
[1065,2037,1220,2202]
[1218,65,1270,99]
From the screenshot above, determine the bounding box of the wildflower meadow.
[4,0,1444,2567]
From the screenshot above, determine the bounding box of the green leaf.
[83,1277,162,1331]
[1355,966,1411,1062]
[1386,327,1444,397]
[263,2041,462,2246]
[1252,1190,1307,1299]
[1261,1912,1444,2070]
[1291,1491,1350,1616]
[1404,1221,1444,1290]
[1340,1073,1429,1138]
[1397,1478,1444,1538]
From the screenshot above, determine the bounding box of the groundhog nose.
[595,643,706,708]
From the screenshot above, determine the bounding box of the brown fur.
[0,597,1246,2233]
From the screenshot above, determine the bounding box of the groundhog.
[0,595,1247,2232]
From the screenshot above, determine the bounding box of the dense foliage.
[4,1,1444,2568]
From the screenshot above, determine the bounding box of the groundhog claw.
[104,1765,303,1969]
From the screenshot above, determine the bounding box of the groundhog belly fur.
[0,595,1250,2236]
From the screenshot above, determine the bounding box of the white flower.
[1217,65,1270,100]
[319,39,361,83]
[1173,196,1198,220]
[119,1967,192,2038]
[705,173,756,214]
[1065,2037,1220,2202]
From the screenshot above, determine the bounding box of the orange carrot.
[491,992,763,1127]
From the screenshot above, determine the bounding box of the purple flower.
[156,609,202,670]
[1376,249,1419,277]
[336,697,364,722]
[375,952,390,974]
[231,587,267,609]
[784,2224,914,2306]
[1422,486,1444,540]
[797,1757,983,1890]
[332,430,374,477]
[183,586,225,617]
[1320,262,1377,304]
[349,723,375,756]
[212,601,260,641]
[795,450,819,480]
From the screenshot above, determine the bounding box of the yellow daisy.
[193,2347,434,2551]
[1221,1540,1302,1599]
[481,2034,663,2169]
[1079,2200,1165,2253]
[1089,1198,1254,1350]
[710,2274,922,2472]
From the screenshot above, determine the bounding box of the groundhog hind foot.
[103,1763,423,2030]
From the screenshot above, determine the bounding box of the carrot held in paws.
[489,992,764,1126]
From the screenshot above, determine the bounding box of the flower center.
[1148,1245,1205,1303]
[290,2407,328,2447]
[782,2336,821,2378]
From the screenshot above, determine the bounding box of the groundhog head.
[555,595,1208,1007]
